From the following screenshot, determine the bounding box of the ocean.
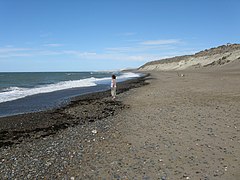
[0,71,140,117]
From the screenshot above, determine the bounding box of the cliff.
[139,44,240,71]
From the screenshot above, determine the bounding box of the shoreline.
[0,84,109,118]
[0,72,143,118]
[0,69,239,179]
[0,74,149,148]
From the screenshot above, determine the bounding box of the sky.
[0,0,239,72]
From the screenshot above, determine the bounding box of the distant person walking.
[111,74,117,100]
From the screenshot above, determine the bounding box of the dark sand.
[0,75,148,147]
[68,69,240,179]
[0,69,239,179]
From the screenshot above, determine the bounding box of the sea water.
[0,71,140,117]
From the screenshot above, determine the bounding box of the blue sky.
[0,0,239,72]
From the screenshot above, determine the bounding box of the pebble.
[0,76,239,180]
[92,130,97,134]
[161,176,166,180]
[224,166,228,171]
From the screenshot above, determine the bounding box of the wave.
[0,78,97,103]
[118,72,140,79]
[1,87,23,92]
[0,72,140,103]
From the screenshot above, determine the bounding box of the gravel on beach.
[0,70,240,179]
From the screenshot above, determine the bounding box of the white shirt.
[111,79,116,88]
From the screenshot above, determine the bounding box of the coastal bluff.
[139,44,240,71]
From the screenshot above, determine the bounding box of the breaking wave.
[0,72,140,103]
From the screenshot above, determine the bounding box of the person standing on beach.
[111,74,117,100]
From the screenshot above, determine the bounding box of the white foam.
[0,78,96,103]
[0,72,140,103]
[1,86,23,92]
[93,72,140,82]
[118,72,140,79]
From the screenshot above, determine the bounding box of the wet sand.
[0,70,239,179]
[0,75,148,147]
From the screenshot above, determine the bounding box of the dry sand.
[0,69,239,179]
[74,69,240,179]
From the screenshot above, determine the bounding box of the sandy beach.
[0,69,239,179]
[1,0,240,179]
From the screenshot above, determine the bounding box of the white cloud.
[83,53,159,62]
[0,47,31,53]
[44,43,63,47]
[140,39,181,45]
[0,53,33,58]
[0,46,162,62]
[58,51,148,62]
[0,47,33,58]
[0,38,193,64]
[37,50,63,56]
[105,44,177,53]
[62,50,97,57]
[105,39,182,53]
[105,47,134,52]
